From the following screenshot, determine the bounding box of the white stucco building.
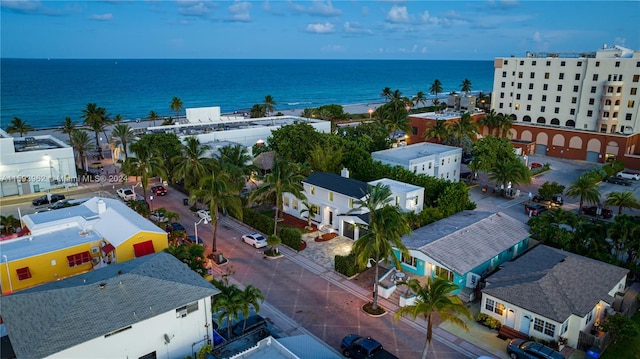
[0,129,78,197]
[371,142,463,181]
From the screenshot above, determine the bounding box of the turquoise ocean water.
[1,59,494,129]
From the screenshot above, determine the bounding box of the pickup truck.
[341,334,398,359]
[532,195,563,207]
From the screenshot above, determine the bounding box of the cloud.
[228,1,251,22]
[386,5,409,23]
[90,13,113,21]
[321,44,345,52]
[614,37,626,47]
[1,0,42,13]
[344,22,373,35]
[177,1,213,17]
[291,1,342,17]
[533,31,542,43]
[306,22,335,34]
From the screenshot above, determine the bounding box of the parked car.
[48,197,90,210]
[126,194,150,210]
[461,155,474,164]
[151,185,168,196]
[149,211,169,223]
[32,194,65,206]
[530,162,543,169]
[604,176,633,186]
[581,206,613,219]
[196,209,211,222]
[116,188,135,201]
[186,235,205,246]
[532,195,563,207]
[341,334,398,359]
[241,233,268,248]
[166,222,186,232]
[524,203,548,216]
[506,339,564,359]
[616,171,640,180]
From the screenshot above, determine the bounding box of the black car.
[506,339,564,359]
[581,206,613,219]
[166,222,186,232]
[604,177,633,186]
[32,194,65,206]
[524,203,548,216]
[151,185,168,196]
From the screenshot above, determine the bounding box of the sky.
[1,1,639,60]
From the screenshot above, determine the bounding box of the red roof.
[101,243,115,254]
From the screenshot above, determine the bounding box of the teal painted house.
[393,211,530,301]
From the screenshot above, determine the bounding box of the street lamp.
[195,217,208,244]
[368,109,373,119]
[149,195,154,211]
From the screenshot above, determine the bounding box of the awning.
[101,243,115,254]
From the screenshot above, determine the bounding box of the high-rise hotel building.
[490,45,640,167]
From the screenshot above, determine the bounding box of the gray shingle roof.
[482,245,629,322]
[403,211,530,275]
[304,172,368,199]
[1,252,220,359]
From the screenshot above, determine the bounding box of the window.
[499,103,504,109]
[310,186,315,195]
[557,85,563,91]
[546,60,551,66]
[133,241,155,258]
[545,72,550,79]
[637,61,640,67]
[501,82,506,88]
[530,72,535,79]
[495,302,505,316]
[441,159,445,166]
[395,196,400,206]
[504,60,508,65]
[617,86,622,93]
[401,253,417,267]
[435,265,453,281]
[516,94,521,100]
[526,105,531,111]
[604,111,610,118]
[16,267,32,280]
[572,97,577,104]
[587,110,593,117]
[575,73,580,80]
[596,61,600,67]
[529,83,534,90]
[328,191,333,201]
[543,84,548,91]
[561,321,569,335]
[67,251,92,267]
[593,74,599,81]
[292,199,298,210]
[541,106,546,112]
[534,318,544,332]
[573,85,579,92]
[412,126,418,135]
[176,301,199,318]
[591,86,596,93]
[502,71,507,78]
[560,61,566,66]
[556,96,561,102]
[428,162,432,169]
[627,114,633,121]
[615,61,620,67]
[349,198,354,208]
[586,309,594,324]
[500,92,505,98]
[633,74,639,82]
[629,100,635,108]
[559,73,564,80]
[527,94,532,101]
[283,197,290,207]
[532,60,536,66]
[631,88,637,95]
[518,72,523,79]
[570,109,575,115]
[589,98,595,105]
[542,95,547,101]
[577,61,582,67]
[413,166,418,173]
[544,322,556,336]
[554,107,560,114]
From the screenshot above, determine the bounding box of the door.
[586,151,600,162]
[1,180,19,196]
[506,309,516,328]
[328,210,333,225]
[519,314,531,335]
[343,222,355,240]
[535,144,547,155]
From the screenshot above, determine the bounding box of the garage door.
[585,151,600,162]
[343,222,355,240]
[1,180,19,197]
[535,144,547,155]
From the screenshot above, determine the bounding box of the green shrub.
[240,207,274,235]
[278,227,302,251]
[335,253,360,277]
[476,313,489,322]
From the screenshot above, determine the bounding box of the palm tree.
[263,95,277,116]
[307,143,343,174]
[604,191,640,214]
[0,215,20,235]
[172,137,212,190]
[478,109,499,136]
[170,96,184,121]
[212,284,244,339]
[450,112,478,146]
[460,78,472,95]
[123,141,166,202]
[412,91,427,110]
[250,158,306,235]
[566,174,601,212]
[58,116,77,144]
[488,161,531,197]
[6,117,34,136]
[70,129,94,171]
[429,79,443,100]
[394,277,471,359]
[147,110,160,126]
[112,114,124,124]
[496,113,514,138]
[190,166,243,253]
[164,244,188,262]
[607,216,640,264]
[350,183,411,311]
[216,144,256,191]
[81,103,110,159]
[250,104,266,118]
[300,200,316,230]
[423,121,451,144]
[239,285,265,333]
[381,87,392,102]
[111,123,136,160]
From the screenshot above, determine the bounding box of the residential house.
[0,197,168,294]
[481,245,629,348]
[371,142,463,181]
[282,170,424,240]
[0,252,219,359]
[396,211,530,301]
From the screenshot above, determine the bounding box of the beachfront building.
[0,252,219,359]
[0,129,78,197]
[490,45,640,168]
[481,245,629,349]
[0,197,168,294]
[371,142,463,181]
[282,170,424,240]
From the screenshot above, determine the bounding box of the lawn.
[601,311,640,359]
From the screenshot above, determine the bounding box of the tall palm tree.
[239,285,265,333]
[460,78,472,95]
[216,144,256,191]
[488,161,531,197]
[607,216,640,264]
[123,141,166,202]
[58,116,77,144]
[394,277,471,359]
[190,166,243,252]
[69,129,94,171]
[6,117,34,136]
[250,104,266,118]
[263,95,277,116]
[429,79,443,100]
[412,91,427,110]
[308,143,343,174]
[496,113,514,138]
[212,284,244,340]
[423,121,451,144]
[147,110,160,127]
[300,200,317,230]
[381,87,392,102]
[81,103,110,159]
[172,137,212,190]
[566,174,601,212]
[350,183,411,311]
[112,114,124,124]
[111,123,136,160]
[250,158,306,235]
[170,97,184,121]
[450,112,478,146]
[604,191,640,214]
[478,109,499,136]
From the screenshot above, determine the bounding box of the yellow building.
[0,197,168,294]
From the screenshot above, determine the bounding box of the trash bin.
[586,346,601,359]
[183,198,189,206]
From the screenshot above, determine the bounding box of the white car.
[241,233,268,248]
[149,211,168,223]
[196,209,211,222]
[616,171,640,180]
[116,188,135,201]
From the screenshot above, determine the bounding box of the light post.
[368,109,373,120]
[149,195,154,211]
[195,217,208,244]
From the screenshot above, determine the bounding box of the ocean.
[0,59,495,130]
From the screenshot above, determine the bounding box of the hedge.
[335,253,361,277]
[277,227,302,251]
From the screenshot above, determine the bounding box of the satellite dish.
[163,333,171,343]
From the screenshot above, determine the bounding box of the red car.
[581,206,613,219]
[530,162,543,169]
[151,185,168,196]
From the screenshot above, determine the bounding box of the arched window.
[605,100,611,105]
[565,120,576,127]
[537,117,546,124]
[523,115,531,122]
[615,100,620,106]
[551,118,560,125]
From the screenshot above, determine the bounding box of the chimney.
[340,168,350,178]
[97,199,107,214]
